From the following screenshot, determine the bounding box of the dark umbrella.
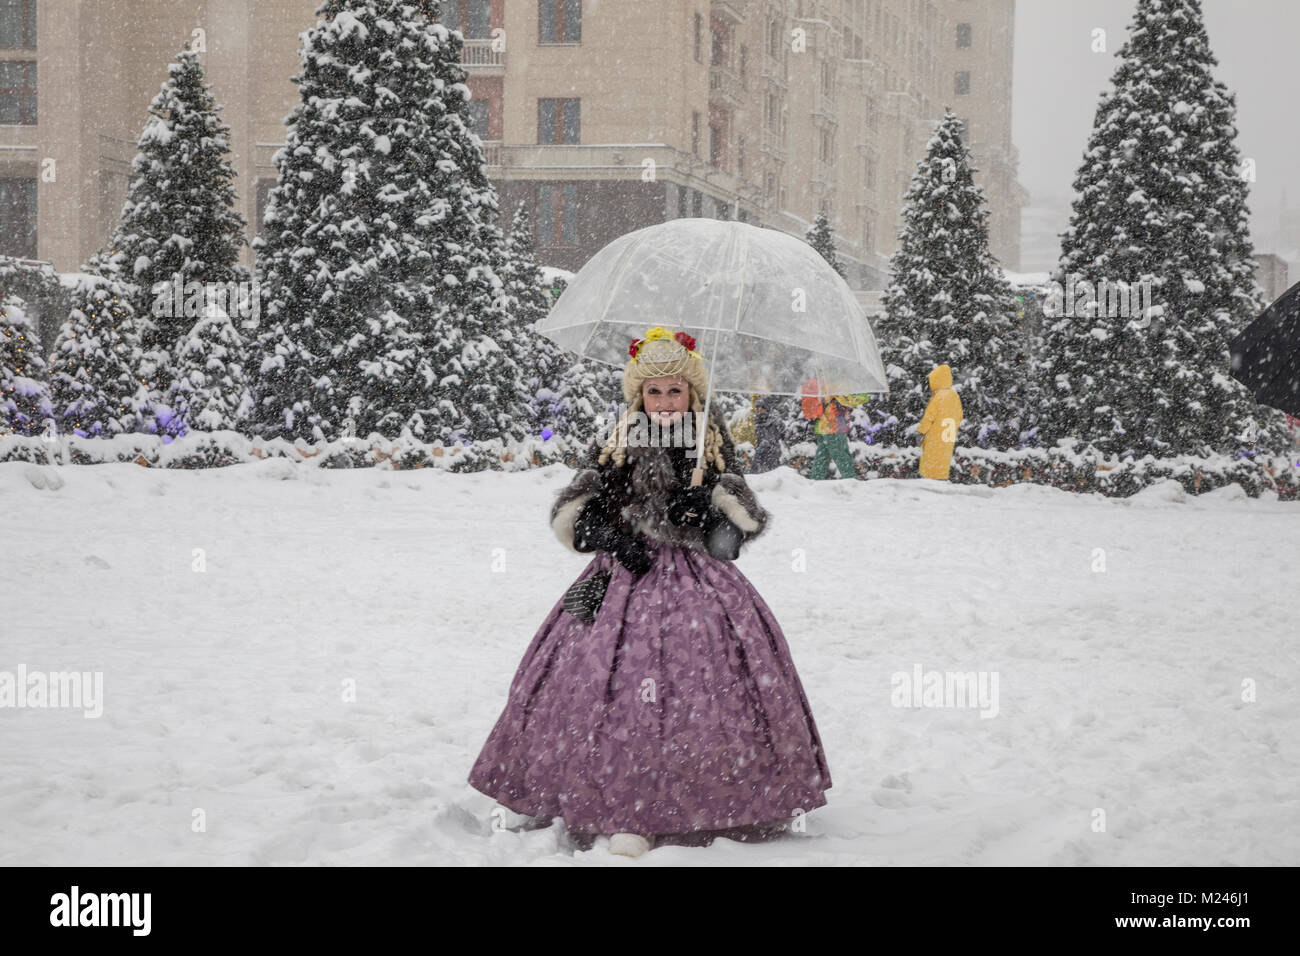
[1229,280,1300,417]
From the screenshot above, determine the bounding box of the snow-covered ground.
[2,459,1297,866]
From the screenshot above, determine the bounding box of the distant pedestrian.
[801,377,869,480]
[917,364,963,480]
[750,393,784,473]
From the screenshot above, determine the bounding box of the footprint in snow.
[24,465,65,491]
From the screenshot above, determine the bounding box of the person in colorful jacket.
[801,379,869,480]
[916,364,963,480]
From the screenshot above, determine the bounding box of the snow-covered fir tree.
[873,109,1022,448]
[86,44,247,404]
[251,0,527,444]
[805,210,846,280]
[166,297,250,433]
[47,283,139,438]
[1040,0,1290,458]
[1006,282,1047,447]
[0,296,53,436]
[495,203,615,444]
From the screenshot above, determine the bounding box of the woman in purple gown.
[468,327,831,856]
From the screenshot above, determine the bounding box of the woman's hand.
[667,485,714,528]
[613,535,653,575]
[573,499,618,553]
[574,498,653,575]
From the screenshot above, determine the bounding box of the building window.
[468,98,490,138]
[709,122,724,168]
[955,70,970,95]
[539,0,581,44]
[864,156,875,189]
[441,0,491,39]
[538,98,580,143]
[677,183,687,218]
[738,136,745,177]
[691,190,702,217]
[0,0,36,49]
[711,21,727,66]
[955,117,969,143]
[819,127,833,162]
[560,184,577,244]
[692,110,700,156]
[768,18,781,57]
[739,45,747,84]
[536,183,578,246]
[0,59,35,123]
[956,23,971,48]
[0,177,36,257]
[694,13,703,62]
[862,216,874,252]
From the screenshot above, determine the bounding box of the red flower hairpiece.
[629,329,696,362]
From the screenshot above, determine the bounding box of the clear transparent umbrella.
[534,218,889,482]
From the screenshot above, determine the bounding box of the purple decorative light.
[541,428,554,441]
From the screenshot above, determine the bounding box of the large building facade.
[1,0,1025,290]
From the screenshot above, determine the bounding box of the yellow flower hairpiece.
[628,326,700,362]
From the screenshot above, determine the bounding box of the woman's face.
[642,376,690,425]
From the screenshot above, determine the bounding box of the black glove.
[573,498,618,553]
[574,499,653,575]
[667,485,714,528]
[612,535,653,576]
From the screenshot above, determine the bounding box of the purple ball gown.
[468,532,832,837]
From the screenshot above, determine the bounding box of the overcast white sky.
[1011,0,1299,271]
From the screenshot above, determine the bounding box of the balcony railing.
[760,65,787,89]
[759,126,786,162]
[711,1,746,25]
[708,66,745,109]
[461,38,504,70]
[813,85,838,124]
[811,158,837,191]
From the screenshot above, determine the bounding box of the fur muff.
[550,406,768,557]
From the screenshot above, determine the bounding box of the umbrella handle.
[693,323,722,487]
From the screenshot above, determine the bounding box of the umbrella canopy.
[535,218,889,397]
[1230,279,1300,417]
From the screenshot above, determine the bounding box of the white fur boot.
[608,833,652,857]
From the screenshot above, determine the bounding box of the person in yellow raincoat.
[916,364,962,480]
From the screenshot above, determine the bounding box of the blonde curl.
[597,387,726,474]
